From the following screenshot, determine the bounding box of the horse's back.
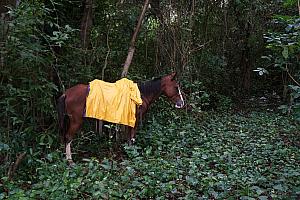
[64,84,88,120]
[65,84,88,98]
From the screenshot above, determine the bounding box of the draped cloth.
[85,78,142,127]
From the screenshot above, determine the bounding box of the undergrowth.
[1,107,299,199]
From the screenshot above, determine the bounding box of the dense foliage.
[1,107,300,199]
[0,0,299,199]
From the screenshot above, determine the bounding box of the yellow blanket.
[85,78,142,127]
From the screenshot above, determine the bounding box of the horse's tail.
[57,94,68,144]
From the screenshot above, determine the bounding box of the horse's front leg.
[128,106,144,145]
[128,125,137,145]
[128,126,136,145]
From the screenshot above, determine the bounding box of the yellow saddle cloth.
[85,78,142,127]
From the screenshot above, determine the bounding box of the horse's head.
[161,72,185,109]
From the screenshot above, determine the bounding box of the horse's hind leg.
[65,120,81,166]
[65,140,74,166]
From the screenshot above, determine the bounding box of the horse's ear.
[170,72,177,80]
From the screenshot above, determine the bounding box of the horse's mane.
[138,77,161,97]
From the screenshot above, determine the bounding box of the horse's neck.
[138,79,162,106]
[141,90,162,105]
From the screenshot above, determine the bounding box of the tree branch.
[121,0,150,78]
[8,152,27,180]
[286,64,300,86]
[102,29,110,80]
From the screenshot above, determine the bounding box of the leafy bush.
[1,109,299,199]
[262,13,300,120]
[0,0,77,177]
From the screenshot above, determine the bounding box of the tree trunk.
[231,2,253,94]
[121,0,150,78]
[1,0,17,70]
[80,0,93,48]
[240,48,251,92]
[0,0,17,15]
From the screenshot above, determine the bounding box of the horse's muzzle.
[175,100,184,109]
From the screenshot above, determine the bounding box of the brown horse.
[57,72,184,165]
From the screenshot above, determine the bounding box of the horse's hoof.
[128,138,136,146]
[67,160,75,167]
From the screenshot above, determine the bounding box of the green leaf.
[186,176,198,186]
[251,186,264,195]
[282,46,289,59]
[273,184,286,192]
[0,142,10,151]
[100,159,112,170]
[240,196,255,200]
[258,196,269,200]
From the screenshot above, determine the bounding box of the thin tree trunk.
[121,0,150,78]
[298,0,300,16]
[80,0,93,48]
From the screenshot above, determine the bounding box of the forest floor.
[1,100,300,199]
